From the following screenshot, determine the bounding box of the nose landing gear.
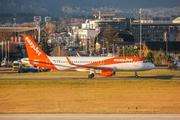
[135,71,138,78]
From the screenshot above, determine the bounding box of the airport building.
[129,17,180,54]
[130,17,180,42]
[79,15,180,54]
[81,18,128,32]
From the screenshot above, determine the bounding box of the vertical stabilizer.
[23,36,58,70]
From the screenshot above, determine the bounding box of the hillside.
[0,0,180,17]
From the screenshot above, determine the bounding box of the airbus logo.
[25,37,42,56]
[114,58,133,62]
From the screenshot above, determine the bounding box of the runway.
[0,114,180,120]
[1,67,180,80]
[0,75,180,80]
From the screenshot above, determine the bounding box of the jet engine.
[100,68,114,77]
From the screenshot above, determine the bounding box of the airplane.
[20,58,29,64]
[23,35,155,78]
[76,52,81,57]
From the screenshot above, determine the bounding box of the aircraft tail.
[23,36,58,70]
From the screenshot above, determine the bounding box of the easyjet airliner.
[23,35,155,78]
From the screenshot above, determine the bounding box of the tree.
[43,22,56,34]
[51,46,67,56]
[146,51,154,63]
[57,16,71,32]
[0,32,13,42]
[151,50,169,65]
[176,30,180,41]
[102,25,117,52]
[119,47,138,56]
[9,43,18,53]
[102,25,117,44]
[39,39,51,55]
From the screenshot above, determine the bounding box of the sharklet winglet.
[66,56,74,65]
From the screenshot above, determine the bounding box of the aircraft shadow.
[117,75,178,80]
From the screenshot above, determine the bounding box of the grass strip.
[0,79,180,114]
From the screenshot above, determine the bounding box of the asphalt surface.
[0,67,180,80]
[0,114,180,120]
[1,75,180,80]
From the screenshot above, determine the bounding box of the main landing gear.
[88,69,95,78]
[88,73,95,78]
[135,71,138,78]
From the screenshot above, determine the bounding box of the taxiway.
[0,114,180,120]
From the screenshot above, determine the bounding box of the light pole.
[1,41,3,61]
[164,32,168,54]
[106,41,109,54]
[8,41,9,63]
[123,45,125,56]
[38,22,40,43]
[139,8,142,57]
[13,18,16,41]
[102,39,105,56]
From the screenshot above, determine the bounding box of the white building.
[81,19,96,29]
[77,29,99,47]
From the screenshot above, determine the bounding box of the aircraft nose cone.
[151,63,155,69]
[147,63,155,70]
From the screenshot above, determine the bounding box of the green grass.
[0,79,180,114]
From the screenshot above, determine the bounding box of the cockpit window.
[143,60,149,63]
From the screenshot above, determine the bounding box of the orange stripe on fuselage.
[82,56,145,66]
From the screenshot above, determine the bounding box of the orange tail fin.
[23,36,57,70]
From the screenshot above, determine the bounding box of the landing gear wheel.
[135,71,138,78]
[88,73,95,78]
[91,73,94,77]
[88,74,92,78]
[113,71,116,75]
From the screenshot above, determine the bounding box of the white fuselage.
[47,56,155,71]
[21,58,30,64]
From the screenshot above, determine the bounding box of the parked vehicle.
[1,60,7,67]
[18,67,38,73]
[38,67,50,72]
[1,59,13,67]
[167,59,179,70]
[12,60,22,70]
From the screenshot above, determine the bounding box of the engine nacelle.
[100,68,114,77]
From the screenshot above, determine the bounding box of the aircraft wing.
[66,56,111,69]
